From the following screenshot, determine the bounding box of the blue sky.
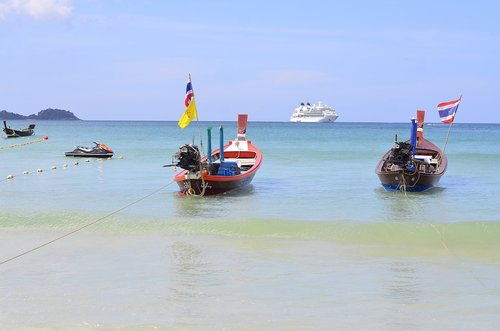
[1,0,499,122]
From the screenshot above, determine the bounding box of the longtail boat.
[171,114,262,196]
[375,110,447,192]
[3,120,35,138]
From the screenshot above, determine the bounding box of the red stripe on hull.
[173,142,263,196]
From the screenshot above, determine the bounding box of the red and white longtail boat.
[171,114,263,196]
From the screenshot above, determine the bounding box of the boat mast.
[237,114,248,140]
[410,118,417,155]
[219,125,224,162]
[190,74,204,157]
[207,127,213,163]
[416,110,425,146]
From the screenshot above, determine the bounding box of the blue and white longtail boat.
[375,110,448,192]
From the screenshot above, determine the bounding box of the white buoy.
[85,159,90,162]
[23,171,29,175]
[37,168,43,173]
[7,174,14,180]
[74,161,79,166]
[107,157,112,160]
[51,165,57,170]
[63,164,68,168]
[119,155,124,159]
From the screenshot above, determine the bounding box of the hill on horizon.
[0,108,80,120]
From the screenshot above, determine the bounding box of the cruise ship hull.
[290,114,338,123]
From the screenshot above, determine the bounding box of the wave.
[2,212,500,259]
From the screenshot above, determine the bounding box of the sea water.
[1,120,500,329]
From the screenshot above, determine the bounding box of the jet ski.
[65,142,114,158]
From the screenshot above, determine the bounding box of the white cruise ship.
[290,102,339,122]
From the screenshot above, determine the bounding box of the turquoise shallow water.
[2,120,500,222]
[1,120,500,329]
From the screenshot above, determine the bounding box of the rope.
[0,175,14,183]
[406,168,421,189]
[397,170,407,196]
[429,223,486,289]
[395,161,420,195]
[395,179,485,289]
[0,180,175,266]
[0,137,48,150]
[396,165,486,290]
[195,160,207,197]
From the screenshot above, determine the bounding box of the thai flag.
[437,96,461,123]
[184,77,194,107]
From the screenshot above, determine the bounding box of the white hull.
[290,114,338,123]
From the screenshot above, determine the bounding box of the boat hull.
[5,131,34,138]
[376,171,443,192]
[3,121,35,138]
[65,143,114,158]
[3,128,35,138]
[375,138,447,192]
[173,142,262,196]
[175,171,257,196]
[290,114,338,123]
[65,151,113,158]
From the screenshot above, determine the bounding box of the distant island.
[0,108,81,120]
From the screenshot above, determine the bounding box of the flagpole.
[442,94,462,153]
[190,74,205,157]
[442,121,453,153]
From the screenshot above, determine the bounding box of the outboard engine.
[388,141,413,166]
[174,144,201,172]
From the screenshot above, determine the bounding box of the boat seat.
[415,155,438,165]
[223,157,256,168]
[77,146,94,153]
[415,155,432,164]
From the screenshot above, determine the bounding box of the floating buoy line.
[1,156,124,183]
[0,159,85,183]
[0,135,49,150]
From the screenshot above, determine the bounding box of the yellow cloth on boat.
[178,98,198,128]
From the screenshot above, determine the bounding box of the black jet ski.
[65,142,114,158]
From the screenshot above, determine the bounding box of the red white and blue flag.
[437,95,462,124]
[184,76,194,107]
[178,74,198,128]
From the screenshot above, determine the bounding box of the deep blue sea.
[1,120,500,329]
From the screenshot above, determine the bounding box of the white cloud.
[0,0,72,21]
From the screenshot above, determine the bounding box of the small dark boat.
[65,142,114,158]
[170,114,263,196]
[375,110,447,192]
[3,120,35,138]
